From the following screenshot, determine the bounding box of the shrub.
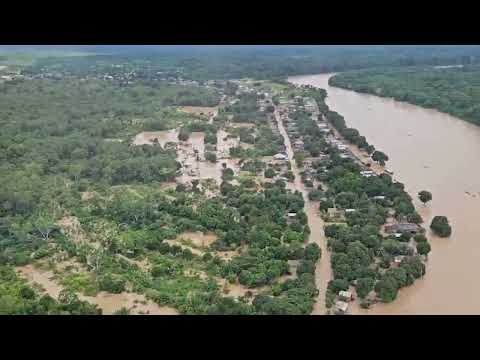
[430,216,452,237]
[328,279,349,292]
[97,274,126,294]
[205,152,217,163]
[356,277,374,299]
[264,168,276,178]
[297,260,316,276]
[303,243,321,262]
[416,241,431,255]
[413,234,427,243]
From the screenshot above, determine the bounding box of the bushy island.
[430,216,452,237]
[329,66,480,126]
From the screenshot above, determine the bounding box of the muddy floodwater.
[133,129,179,146]
[274,110,332,315]
[289,73,480,314]
[17,264,178,315]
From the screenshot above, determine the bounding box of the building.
[339,291,352,302]
[327,208,345,218]
[360,170,376,178]
[286,213,297,224]
[385,223,422,234]
[293,139,304,148]
[273,153,288,161]
[345,209,356,214]
[335,301,349,315]
[393,255,405,266]
[373,195,386,200]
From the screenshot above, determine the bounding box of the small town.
[2,45,461,316]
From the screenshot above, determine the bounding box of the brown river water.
[289,73,480,314]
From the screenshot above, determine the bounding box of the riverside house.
[385,223,422,235]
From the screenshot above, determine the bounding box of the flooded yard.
[16,261,178,315]
[180,106,218,118]
[132,129,179,146]
[17,265,64,299]
[175,231,218,248]
[80,292,178,315]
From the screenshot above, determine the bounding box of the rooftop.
[385,223,422,234]
[335,301,349,313]
[339,291,352,300]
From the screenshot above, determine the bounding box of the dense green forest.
[11,45,480,81]
[330,65,480,125]
[0,77,220,265]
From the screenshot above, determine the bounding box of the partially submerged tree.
[430,216,452,237]
[418,190,432,205]
[372,151,389,166]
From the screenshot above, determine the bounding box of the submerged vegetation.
[430,216,452,237]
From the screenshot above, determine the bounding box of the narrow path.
[273,109,332,315]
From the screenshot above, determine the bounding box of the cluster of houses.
[268,153,290,182]
[317,122,331,135]
[235,84,257,96]
[24,64,212,88]
[278,100,302,140]
[173,79,200,87]
[300,159,319,184]
[0,68,24,82]
[257,93,271,112]
[325,135,354,160]
[303,97,320,121]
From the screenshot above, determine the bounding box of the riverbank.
[290,73,480,314]
[328,66,480,127]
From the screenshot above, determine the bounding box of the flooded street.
[274,110,332,315]
[290,73,480,314]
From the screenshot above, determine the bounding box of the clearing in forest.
[132,129,179,146]
[180,106,218,118]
